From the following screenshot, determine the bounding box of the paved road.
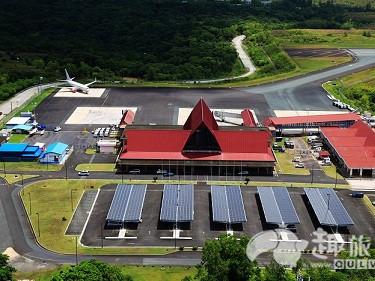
[2,49,375,267]
[186,35,256,83]
[0,83,58,121]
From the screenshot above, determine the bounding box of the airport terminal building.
[117,99,276,176]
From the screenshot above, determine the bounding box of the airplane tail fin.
[65,69,72,81]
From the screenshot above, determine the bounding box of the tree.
[263,259,293,281]
[0,254,16,281]
[51,259,132,281]
[196,235,258,281]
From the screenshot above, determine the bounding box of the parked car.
[53,126,62,132]
[129,169,141,175]
[293,156,301,162]
[285,140,294,149]
[78,170,90,176]
[163,172,174,177]
[351,192,364,198]
[156,169,167,174]
[238,171,249,176]
[275,137,283,142]
[286,224,297,232]
[295,162,305,168]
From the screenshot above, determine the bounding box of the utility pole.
[101,223,104,248]
[36,212,40,237]
[311,162,314,186]
[334,166,338,189]
[65,161,68,180]
[3,161,6,177]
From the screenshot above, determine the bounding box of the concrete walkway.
[0,83,57,121]
[185,35,256,84]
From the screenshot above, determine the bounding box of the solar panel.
[304,188,353,226]
[124,184,147,222]
[106,184,147,224]
[160,184,194,222]
[257,187,299,225]
[211,185,246,223]
[106,184,132,224]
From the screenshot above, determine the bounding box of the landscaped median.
[3,161,61,172]
[20,179,195,255]
[75,163,116,172]
[0,173,38,184]
[206,180,349,189]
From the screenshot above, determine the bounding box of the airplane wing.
[85,78,97,87]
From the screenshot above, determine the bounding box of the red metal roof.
[321,121,375,169]
[264,113,361,127]
[183,99,218,131]
[120,99,275,162]
[241,109,257,127]
[119,110,135,127]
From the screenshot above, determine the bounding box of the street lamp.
[311,162,314,186]
[28,192,32,215]
[36,212,40,237]
[334,166,338,189]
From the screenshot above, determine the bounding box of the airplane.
[58,69,96,93]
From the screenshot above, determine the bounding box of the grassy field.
[14,265,196,281]
[322,67,375,113]
[75,163,116,172]
[20,179,178,255]
[274,29,375,49]
[8,133,28,143]
[0,173,38,184]
[274,151,310,176]
[322,165,344,180]
[3,161,61,172]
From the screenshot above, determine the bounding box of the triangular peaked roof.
[183,99,218,131]
[183,99,221,153]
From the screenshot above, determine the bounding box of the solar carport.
[160,184,194,223]
[211,185,247,224]
[257,187,300,226]
[304,188,353,227]
[106,184,147,226]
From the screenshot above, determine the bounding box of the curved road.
[1,48,375,267]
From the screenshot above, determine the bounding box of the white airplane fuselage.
[67,80,90,93]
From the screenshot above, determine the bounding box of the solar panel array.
[257,187,300,225]
[160,184,194,222]
[211,185,247,223]
[304,188,354,226]
[106,184,147,225]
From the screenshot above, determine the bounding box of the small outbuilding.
[40,142,69,164]
[5,117,32,129]
[11,124,35,134]
[0,143,42,161]
[96,139,118,154]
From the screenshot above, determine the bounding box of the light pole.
[75,236,78,265]
[3,161,6,178]
[36,212,40,237]
[101,223,104,248]
[28,192,32,215]
[311,162,314,186]
[71,189,77,211]
[334,166,338,189]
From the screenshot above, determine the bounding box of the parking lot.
[80,184,375,248]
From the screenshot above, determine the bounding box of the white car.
[295,162,305,168]
[53,126,62,132]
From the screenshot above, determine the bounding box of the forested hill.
[0,0,363,84]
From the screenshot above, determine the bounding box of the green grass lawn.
[206,180,349,189]
[3,161,61,172]
[84,148,96,155]
[275,28,375,49]
[20,179,178,255]
[8,133,28,143]
[321,165,344,180]
[75,163,116,172]
[14,265,196,281]
[274,151,310,176]
[0,173,38,184]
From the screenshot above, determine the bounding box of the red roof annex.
[321,121,375,169]
[120,99,275,162]
[264,113,361,126]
